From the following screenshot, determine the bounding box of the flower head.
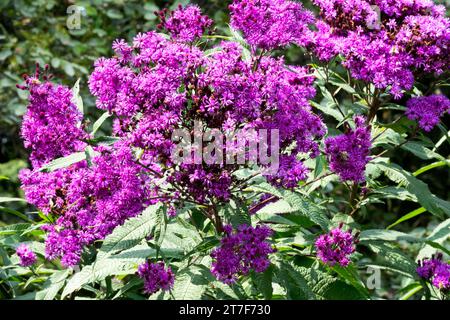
[325,116,371,183]
[315,225,357,267]
[406,95,450,132]
[309,0,450,98]
[230,0,314,50]
[137,261,175,295]
[157,5,213,42]
[417,253,450,291]
[18,64,87,168]
[211,224,275,284]
[16,244,37,267]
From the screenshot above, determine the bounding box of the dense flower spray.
[406,95,450,132]
[19,4,325,267]
[20,142,155,267]
[16,244,37,267]
[310,0,450,98]
[88,5,325,204]
[18,64,87,168]
[417,253,450,291]
[211,225,275,284]
[156,4,213,43]
[315,224,358,267]
[324,116,371,183]
[137,261,175,295]
[229,0,314,50]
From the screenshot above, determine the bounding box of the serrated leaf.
[310,100,344,122]
[371,187,418,202]
[61,255,145,299]
[172,266,211,300]
[332,264,369,299]
[0,223,31,237]
[274,261,316,300]
[376,162,450,219]
[36,269,71,300]
[98,203,164,258]
[221,198,251,228]
[371,128,405,147]
[247,183,330,230]
[363,243,417,278]
[401,142,444,161]
[252,265,273,300]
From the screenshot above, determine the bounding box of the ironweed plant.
[0,0,449,300]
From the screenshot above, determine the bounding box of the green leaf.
[417,219,450,260]
[61,245,158,299]
[376,162,450,219]
[98,203,164,258]
[0,223,31,237]
[0,197,26,203]
[251,265,273,300]
[92,112,111,135]
[247,183,330,230]
[106,9,124,19]
[329,79,356,95]
[0,207,34,223]
[413,160,450,176]
[399,283,423,300]
[360,229,422,243]
[39,152,86,172]
[400,142,444,160]
[310,100,344,122]
[332,265,369,299]
[371,187,417,202]
[221,198,251,228]
[274,261,316,299]
[36,269,71,300]
[363,243,417,278]
[62,61,75,77]
[171,268,209,300]
[371,128,405,147]
[387,207,427,230]
[71,79,84,114]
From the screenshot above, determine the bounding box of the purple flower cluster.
[211,225,275,284]
[16,244,37,267]
[88,6,324,204]
[20,142,155,266]
[157,4,213,43]
[19,5,325,266]
[19,64,87,168]
[417,254,450,291]
[315,225,358,267]
[310,0,450,98]
[229,0,314,50]
[137,261,175,295]
[324,116,371,183]
[406,95,450,132]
